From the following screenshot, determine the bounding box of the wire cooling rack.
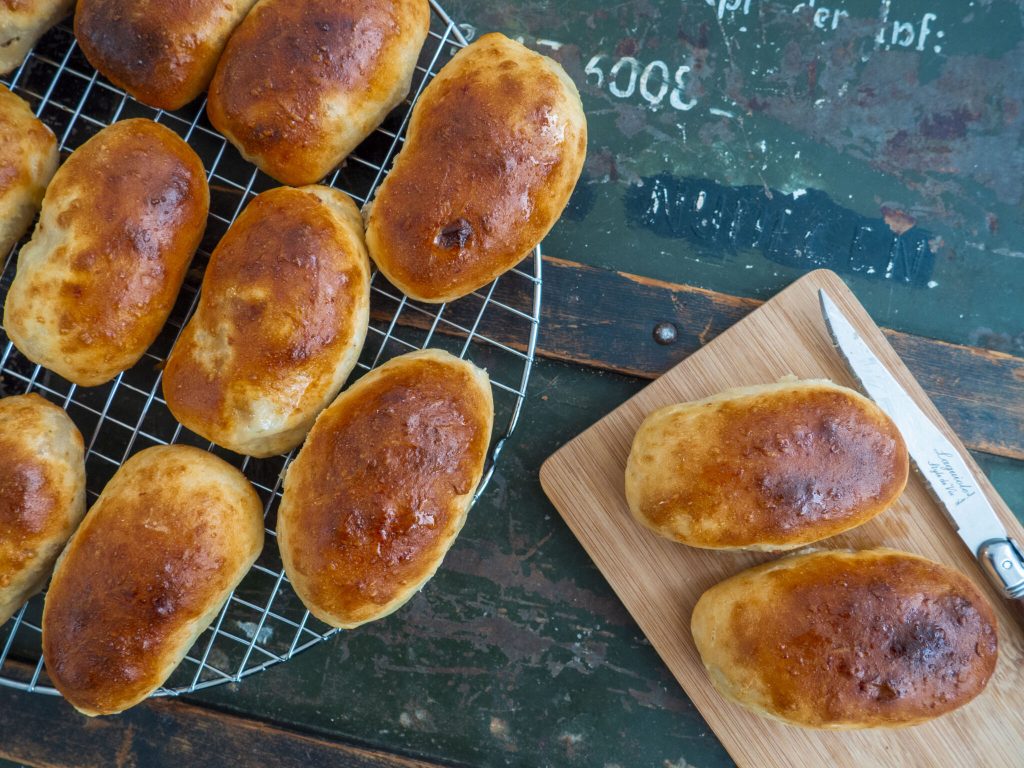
[0,2,542,699]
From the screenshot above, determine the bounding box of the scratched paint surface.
[445,0,1023,355]
[3,3,1021,768]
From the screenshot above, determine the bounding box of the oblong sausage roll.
[42,445,264,716]
[0,0,73,75]
[364,33,587,303]
[691,549,999,728]
[0,394,85,626]
[278,349,493,628]
[74,0,260,110]
[0,84,59,257]
[3,119,209,387]
[207,0,430,186]
[625,379,909,551]
[163,186,371,458]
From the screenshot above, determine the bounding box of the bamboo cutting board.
[539,269,1024,767]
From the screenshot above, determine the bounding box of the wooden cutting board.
[539,269,1024,767]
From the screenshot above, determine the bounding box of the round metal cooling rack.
[0,2,542,699]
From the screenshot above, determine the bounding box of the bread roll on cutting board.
[0,84,59,257]
[364,33,587,303]
[278,349,493,628]
[42,445,263,716]
[0,0,73,74]
[207,0,429,186]
[163,186,370,458]
[74,0,260,111]
[4,119,209,387]
[625,379,909,550]
[0,394,85,625]
[691,549,999,729]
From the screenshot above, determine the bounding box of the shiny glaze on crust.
[207,0,428,185]
[42,445,262,716]
[0,396,72,588]
[3,119,209,386]
[366,33,587,303]
[628,383,909,549]
[0,394,84,624]
[0,86,56,200]
[163,186,370,456]
[279,351,492,627]
[0,85,58,256]
[694,550,998,727]
[75,0,258,110]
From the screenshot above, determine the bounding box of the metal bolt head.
[653,322,678,345]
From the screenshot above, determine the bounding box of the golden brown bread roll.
[42,445,264,716]
[4,119,209,387]
[0,0,73,74]
[163,186,371,458]
[0,394,85,625]
[207,0,430,186]
[625,379,909,551]
[691,549,999,728]
[74,0,260,110]
[277,349,493,628]
[0,84,59,257]
[364,33,587,303]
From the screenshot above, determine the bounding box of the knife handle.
[979,539,1024,598]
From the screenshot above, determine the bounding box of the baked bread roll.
[74,0,260,110]
[42,445,263,716]
[207,0,430,186]
[163,186,371,458]
[4,119,209,387]
[691,549,999,728]
[0,0,73,74]
[364,33,587,303]
[0,84,59,257]
[0,394,85,625]
[278,349,493,628]
[625,379,909,550]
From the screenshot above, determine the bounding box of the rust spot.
[882,205,916,235]
[919,107,976,141]
[615,37,638,57]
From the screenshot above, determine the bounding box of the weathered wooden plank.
[0,664,452,768]
[378,257,1024,461]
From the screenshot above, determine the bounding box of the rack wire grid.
[0,2,542,699]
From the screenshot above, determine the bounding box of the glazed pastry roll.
[364,33,587,303]
[0,394,85,625]
[207,0,430,185]
[0,0,73,74]
[625,379,909,550]
[42,445,264,716]
[74,0,260,110]
[278,349,493,628]
[4,119,209,387]
[0,84,59,257]
[163,186,371,458]
[691,549,999,728]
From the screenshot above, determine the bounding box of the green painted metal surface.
[446,0,1023,352]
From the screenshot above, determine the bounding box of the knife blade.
[819,289,1024,609]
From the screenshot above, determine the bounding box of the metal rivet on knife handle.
[979,539,1024,599]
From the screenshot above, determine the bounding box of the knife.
[819,289,1024,619]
